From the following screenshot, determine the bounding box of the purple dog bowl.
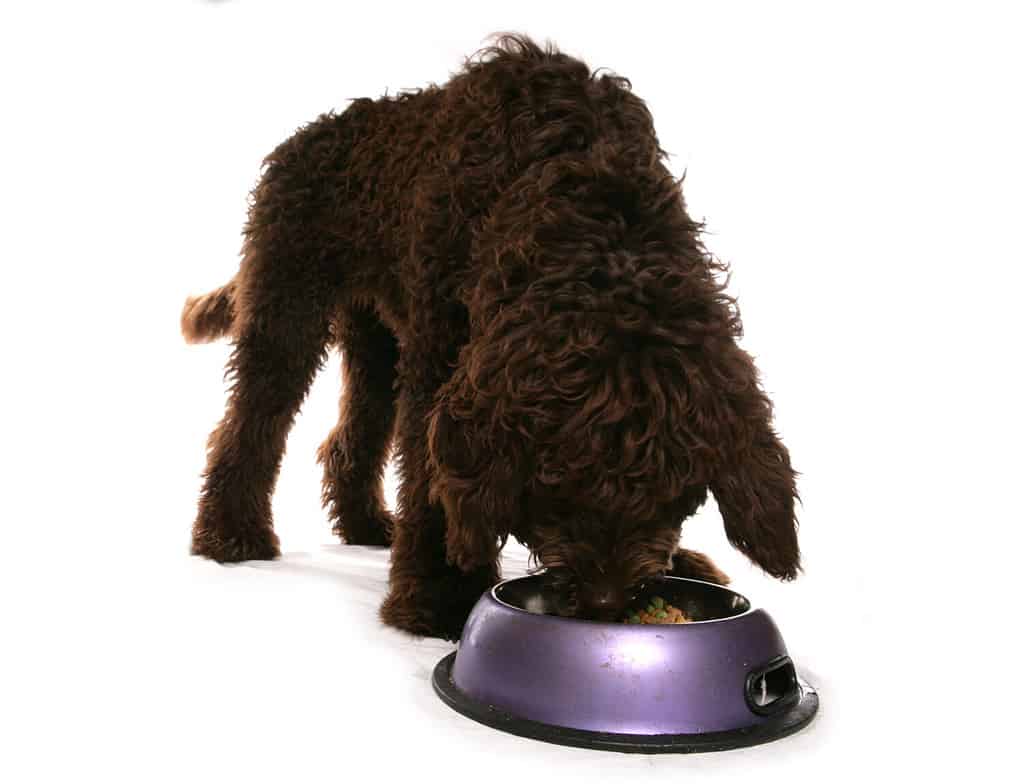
[432,575,818,753]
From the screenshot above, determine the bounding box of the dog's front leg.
[378,357,501,642]
[426,384,522,575]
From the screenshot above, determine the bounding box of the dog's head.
[498,295,720,621]
[428,164,799,621]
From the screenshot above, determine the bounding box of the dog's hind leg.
[317,303,399,547]
[190,250,335,563]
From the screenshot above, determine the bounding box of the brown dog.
[182,35,800,641]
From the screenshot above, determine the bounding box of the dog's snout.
[578,582,628,619]
[585,588,620,609]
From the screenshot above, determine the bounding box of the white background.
[2,1,1020,781]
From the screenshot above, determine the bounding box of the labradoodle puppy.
[182,35,801,641]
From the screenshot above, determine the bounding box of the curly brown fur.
[667,547,731,586]
[183,34,801,640]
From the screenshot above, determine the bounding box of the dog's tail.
[181,279,237,344]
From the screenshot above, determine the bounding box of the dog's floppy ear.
[710,423,801,580]
[427,363,526,573]
[698,343,802,580]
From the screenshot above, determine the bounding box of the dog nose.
[578,583,628,619]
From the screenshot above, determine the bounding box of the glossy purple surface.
[450,576,791,735]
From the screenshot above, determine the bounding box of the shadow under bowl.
[432,575,818,753]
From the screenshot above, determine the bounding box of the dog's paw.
[191,525,281,563]
[332,508,394,547]
[379,593,469,642]
[667,548,730,585]
[379,568,498,641]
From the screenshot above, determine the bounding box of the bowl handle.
[745,655,801,716]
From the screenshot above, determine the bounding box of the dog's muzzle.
[577,581,630,620]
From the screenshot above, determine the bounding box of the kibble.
[622,595,690,625]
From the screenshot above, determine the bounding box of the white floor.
[2,504,965,784]
[3,376,1007,781]
[7,544,834,783]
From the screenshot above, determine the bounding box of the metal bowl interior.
[492,574,752,624]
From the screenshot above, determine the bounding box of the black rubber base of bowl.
[432,652,819,754]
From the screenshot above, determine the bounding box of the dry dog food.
[623,595,690,624]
